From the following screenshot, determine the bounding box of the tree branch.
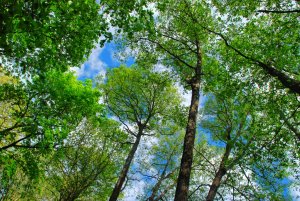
[0,134,33,151]
[257,9,300,13]
[201,26,300,94]
[139,37,196,69]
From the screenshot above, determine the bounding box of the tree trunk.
[153,183,176,201]
[206,144,231,201]
[206,169,226,201]
[148,168,176,201]
[109,129,143,201]
[174,78,200,201]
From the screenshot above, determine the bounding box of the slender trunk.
[174,78,200,201]
[109,129,143,201]
[148,169,177,201]
[153,183,176,201]
[257,9,300,13]
[149,175,164,201]
[206,144,231,201]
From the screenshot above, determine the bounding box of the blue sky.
[74,42,134,81]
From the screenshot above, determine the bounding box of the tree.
[0,1,112,196]
[198,95,293,200]
[0,70,101,150]
[195,65,299,200]
[0,70,102,191]
[141,134,183,201]
[42,119,129,201]
[0,0,109,75]
[112,1,214,199]
[101,64,182,201]
[0,165,40,201]
[208,0,300,94]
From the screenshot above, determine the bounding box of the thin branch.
[139,37,196,69]
[188,184,210,198]
[0,134,33,151]
[194,147,217,172]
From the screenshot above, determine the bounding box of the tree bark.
[109,128,143,201]
[174,78,200,201]
[206,143,231,201]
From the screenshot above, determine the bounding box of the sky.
[72,42,299,200]
[71,42,134,81]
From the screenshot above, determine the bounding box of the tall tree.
[199,95,293,201]
[197,64,299,200]
[101,65,182,201]
[116,1,214,199]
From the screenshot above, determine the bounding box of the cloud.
[71,44,107,79]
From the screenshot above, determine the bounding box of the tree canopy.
[0,0,299,200]
[0,0,110,75]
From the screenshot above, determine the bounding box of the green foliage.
[0,70,102,196]
[0,70,102,150]
[101,0,299,199]
[1,0,299,199]
[101,64,182,128]
[100,64,185,200]
[41,119,129,201]
[205,0,300,94]
[0,0,109,75]
[100,0,155,39]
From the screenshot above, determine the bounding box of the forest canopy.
[0,0,299,200]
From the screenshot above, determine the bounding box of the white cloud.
[70,44,107,79]
[175,82,192,107]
